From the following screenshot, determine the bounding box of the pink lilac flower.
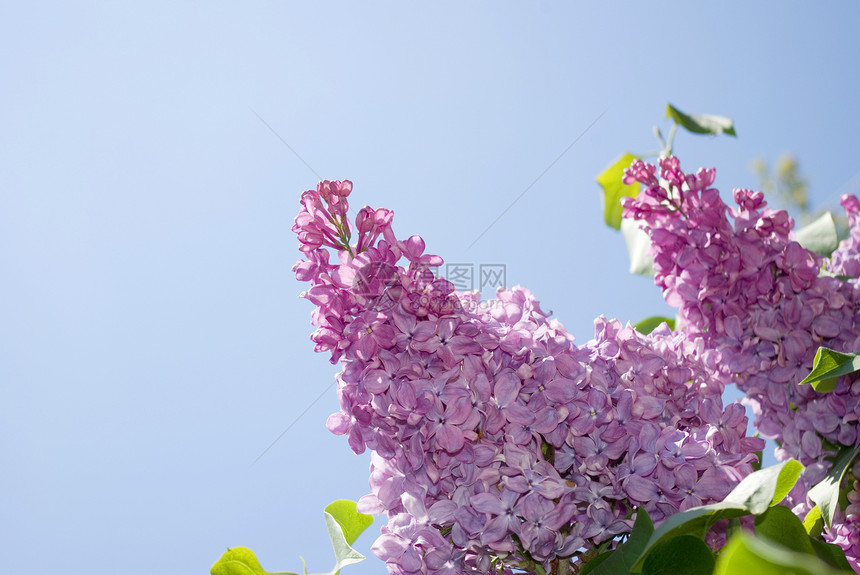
[294,180,763,575]
[825,460,860,572]
[829,194,860,278]
[622,156,860,565]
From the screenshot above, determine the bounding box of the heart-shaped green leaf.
[324,500,374,546]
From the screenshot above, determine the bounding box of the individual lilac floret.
[294,180,763,575]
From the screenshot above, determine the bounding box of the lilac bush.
[293,179,764,574]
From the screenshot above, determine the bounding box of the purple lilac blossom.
[827,460,860,572]
[622,156,860,566]
[293,179,763,575]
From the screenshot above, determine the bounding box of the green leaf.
[631,460,803,571]
[754,505,815,556]
[631,500,749,571]
[803,505,824,537]
[633,316,675,335]
[751,447,764,472]
[641,535,714,575]
[586,508,654,575]
[211,501,372,575]
[714,532,848,575]
[579,551,613,575]
[809,538,855,572]
[666,103,737,137]
[210,547,297,575]
[809,443,860,528]
[620,218,655,276]
[798,346,860,393]
[722,458,803,514]
[796,212,839,257]
[597,153,641,230]
[324,500,374,546]
[316,506,369,575]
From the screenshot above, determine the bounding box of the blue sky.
[2,3,860,574]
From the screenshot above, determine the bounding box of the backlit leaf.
[714,533,846,575]
[597,153,640,230]
[210,547,297,575]
[324,500,374,546]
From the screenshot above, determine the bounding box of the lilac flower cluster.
[622,156,860,567]
[829,194,860,278]
[293,180,763,575]
[827,460,860,572]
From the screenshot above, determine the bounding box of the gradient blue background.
[2,2,860,574]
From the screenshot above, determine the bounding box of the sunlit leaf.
[324,500,374,546]
[620,218,654,276]
[316,505,369,575]
[798,347,860,393]
[803,505,824,537]
[722,459,803,514]
[210,547,297,575]
[597,153,640,230]
[631,500,749,571]
[632,460,802,571]
[795,212,839,257]
[211,501,372,575]
[666,103,737,137]
[714,533,847,575]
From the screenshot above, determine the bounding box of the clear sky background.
[3,3,860,574]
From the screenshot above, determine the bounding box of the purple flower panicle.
[622,156,860,564]
[294,180,762,574]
